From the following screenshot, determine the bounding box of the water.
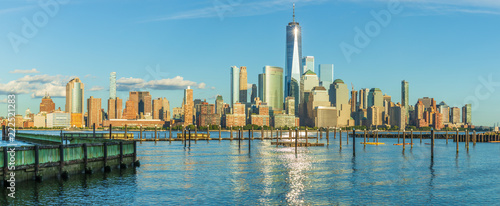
[2,131,500,205]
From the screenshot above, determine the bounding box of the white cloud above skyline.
[10,68,40,74]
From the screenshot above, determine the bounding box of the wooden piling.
[169,125,172,140]
[352,129,356,156]
[340,129,342,149]
[466,130,469,152]
[230,126,233,140]
[411,129,413,148]
[326,128,329,145]
[109,124,112,140]
[346,130,349,145]
[456,130,459,153]
[238,129,241,149]
[473,131,476,146]
[397,131,400,144]
[376,130,379,143]
[155,126,157,141]
[431,129,434,159]
[305,128,309,146]
[403,130,406,150]
[363,129,366,145]
[140,126,143,140]
[261,126,264,140]
[188,128,191,148]
[334,128,337,140]
[219,125,222,141]
[295,129,298,155]
[207,126,210,141]
[93,123,96,138]
[446,131,448,144]
[320,129,323,139]
[248,128,251,151]
[420,131,422,143]
[125,124,128,139]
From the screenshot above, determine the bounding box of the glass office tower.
[285,4,302,115]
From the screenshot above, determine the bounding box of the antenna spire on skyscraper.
[293,3,295,22]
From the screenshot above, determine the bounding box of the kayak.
[360,142,385,145]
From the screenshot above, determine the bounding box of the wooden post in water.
[352,129,356,156]
[230,126,233,140]
[305,128,309,146]
[169,124,172,140]
[320,129,323,139]
[473,130,476,146]
[93,123,96,138]
[207,126,210,141]
[411,129,413,148]
[289,128,292,140]
[251,126,254,140]
[466,130,469,152]
[364,129,366,145]
[109,124,112,140]
[340,128,342,149]
[326,127,330,145]
[446,131,448,144]
[397,131,400,144]
[183,127,186,148]
[155,126,157,141]
[456,129,459,153]
[140,125,143,140]
[261,126,264,140]
[295,129,298,155]
[219,125,222,141]
[403,130,406,150]
[420,131,422,143]
[248,128,251,151]
[346,129,349,145]
[188,128,191,148]
[195,127,198,141]
[276,129,279,148]
[238,128,241,149]
[376,130,379,143]
[124,124,128,139]
[431,129,435,159]
[334,128,337,140]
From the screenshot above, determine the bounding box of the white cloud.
[117,76,206,91]
[89,86,104,91]
[10,68,40,74]
[0,99,7,104]
[0,74,68,98]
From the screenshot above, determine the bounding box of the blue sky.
[1,0,500,126]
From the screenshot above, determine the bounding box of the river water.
[2,130,499,205]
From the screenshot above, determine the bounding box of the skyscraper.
[110,72,116,99]
[258,66,284,111]
[40,92,55,113]
[451,107,461,124]
[285,3,302,109]
[318,64,334,90]
[153,98,170,121]
[302,56,314,74]
[437,101,450,123]
[215,95,224,116]
[401,80,409,110]
[230,66,240,107]
[299,70,319,119]
[358,88,369,109]
[87,96,102,128]
[329,79,349,107]
[239,66,247,103]
[66,78,84,127]
[368,88,383,108]
[107,97,122,119]
[250,84,257,103]
[129,91,152,118]
[462,104,472,124]
[183,86,194,126]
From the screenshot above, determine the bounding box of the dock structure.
[271,141,324,147]
[2,131,139,184]
[352,131,500,143]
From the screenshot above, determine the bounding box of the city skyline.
[1,0,500,126]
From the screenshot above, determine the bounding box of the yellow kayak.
[360,142,385,145]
